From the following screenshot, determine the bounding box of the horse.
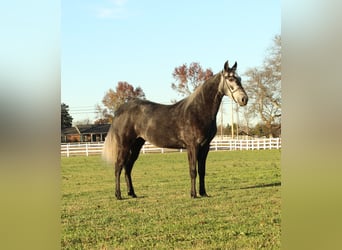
[103,60,248,199]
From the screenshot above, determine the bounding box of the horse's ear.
[224,61,229,72]
[231,61,237,71]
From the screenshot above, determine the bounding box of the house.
[61,124,111,143]
[61,127,79,142]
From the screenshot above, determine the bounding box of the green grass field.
[61,150,281,249]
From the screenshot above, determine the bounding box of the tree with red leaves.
[171,62,213,97]
[95,81,145,123]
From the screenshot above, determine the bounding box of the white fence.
[61,138,281,157]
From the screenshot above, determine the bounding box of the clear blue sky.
[62,0,280,123]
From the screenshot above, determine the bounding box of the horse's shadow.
[238,181,281,190]
[113,195,147,201]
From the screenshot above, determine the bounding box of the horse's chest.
[182,120,216,145]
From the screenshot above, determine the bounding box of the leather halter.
[220,71,241,103]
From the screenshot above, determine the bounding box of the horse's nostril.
[242,96,248,105]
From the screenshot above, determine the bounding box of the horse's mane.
[180,73,221,109]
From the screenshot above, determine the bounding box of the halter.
[220,71,241,103]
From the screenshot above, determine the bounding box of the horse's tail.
[102,125,117,165]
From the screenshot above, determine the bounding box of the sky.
[62,0,280,124]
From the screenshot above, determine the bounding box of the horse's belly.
[143,130,185,149]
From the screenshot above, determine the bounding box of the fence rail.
[61,138,281,157]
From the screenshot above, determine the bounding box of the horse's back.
[112,99,162,135]
[112,99,186,148]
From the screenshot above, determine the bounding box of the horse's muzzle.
[237,95,248,106]
[241,96,248,106]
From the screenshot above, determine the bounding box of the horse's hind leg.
[114,148,129,200]
[114,163,123,200]
[125,138,145,198]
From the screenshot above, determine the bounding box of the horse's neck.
[186,73,223,120]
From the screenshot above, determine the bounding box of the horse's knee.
[189,167,197,179]
[198,166,206,176]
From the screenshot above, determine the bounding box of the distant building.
[61,124,110,143]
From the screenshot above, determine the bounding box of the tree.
[171,62,213,97]
[244,35,281,137]
[61,103,73,129]
[217,123,239,136]
[95,81,145,123]
[249,122,281,138]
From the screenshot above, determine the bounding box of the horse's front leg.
[198,143,210,197]
[124,165,137,198]
[187,145,198,198]
[124,138,145,198]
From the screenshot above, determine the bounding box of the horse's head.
[219,60,248,106]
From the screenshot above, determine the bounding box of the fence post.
[85,143,89,156]
[66,144,69,157]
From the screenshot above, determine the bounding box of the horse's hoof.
[191,193,198,198]
[115,192,122,200]
[200,193,210,197]
[128,192,137,198]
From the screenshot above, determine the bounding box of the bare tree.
[244,35,281,137]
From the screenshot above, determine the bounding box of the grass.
[61,150,281,249]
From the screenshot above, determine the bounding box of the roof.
[78,124,111,134]
[61,124,111,135]
[61,127,78,136]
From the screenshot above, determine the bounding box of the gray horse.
[103,60,248,199]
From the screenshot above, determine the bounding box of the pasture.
[61,150,281,249]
